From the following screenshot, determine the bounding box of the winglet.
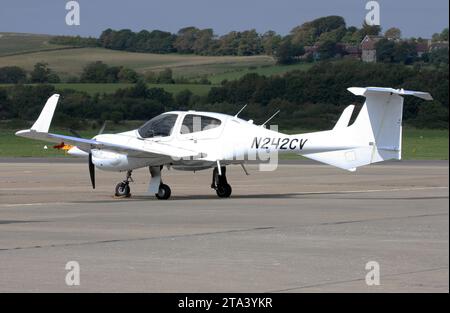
[30,94,60,133]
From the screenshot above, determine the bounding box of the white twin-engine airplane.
[16,87,432,200]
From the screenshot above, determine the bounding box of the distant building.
[429,41,449,52]
[339,43,360,60]
[360,35,383,63]
[302,45,320,61]
[415,41,430,58]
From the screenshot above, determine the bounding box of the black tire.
[156,183,171,200]
[216,183,232,198]
[115,182,130,197]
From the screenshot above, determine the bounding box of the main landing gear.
[211,166,232,198]
[114,167,172,200]
[149,166,171,200]
[155,183,171,200]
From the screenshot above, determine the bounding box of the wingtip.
[15,129,30,136]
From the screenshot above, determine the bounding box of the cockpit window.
[180,114,222,134]
[138,114,178,138]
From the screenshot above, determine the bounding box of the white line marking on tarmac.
[0,202,75,208]
[0,186,447,207]
[292,186,448,195]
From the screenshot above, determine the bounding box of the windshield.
[138,114,178,138]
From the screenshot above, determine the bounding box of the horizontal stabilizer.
[348,87,433,101]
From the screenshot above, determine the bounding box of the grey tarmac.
[0,160,448,292]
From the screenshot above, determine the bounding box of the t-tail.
[299,87,433,171]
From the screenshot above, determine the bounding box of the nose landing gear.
[211,166,232,198]
[115,170,133,197]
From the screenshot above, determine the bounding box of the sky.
[0,0,448,38]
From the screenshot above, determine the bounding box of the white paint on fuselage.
[76,111,352,172]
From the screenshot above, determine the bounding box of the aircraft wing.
[15,130,201,159]
[15,93,202,159]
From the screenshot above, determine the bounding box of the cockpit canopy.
[137,112,223,138]
[138,113,178,138]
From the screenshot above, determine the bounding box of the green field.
[0,126,447,159]
[0,45,274,80]
[0,83,215,96]
[400,128,449,160]
[0,33,314,83]
[0,33,72,56]
[207,62,314,84]
[54,83,215,96]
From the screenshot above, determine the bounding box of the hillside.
[0,32,72,56]
[0,34,275,80]
[0,33,332,84]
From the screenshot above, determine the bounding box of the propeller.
[87,121,106,190]
[68,121,106,190]
[88,152,95,189]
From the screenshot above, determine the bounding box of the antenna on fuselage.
[234,104,247,118]
[261,110,280,127]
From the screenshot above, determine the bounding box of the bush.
[0,66,27,83]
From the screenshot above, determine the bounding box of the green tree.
[275,39,304,64]
[175,89,193,108]
[157,68,174,84]
[174,26,199,53]
[261,31,282,55]
[0,66,27,83]
[317,40,338,59]
[192,29,214,54]
[384,27,402,40]
[237,29,262,56]
[393,41,417,64]
[30,63,60,83]
[432,28,449,42]
[110,111,123,124]
[130,80,148,98]
[118,67,138,83]
[275,40,296,64]
[145,71,158,83]
[290,15,346,46]
[375,39,396,63]
[358,21,382,38]
[429,48,449,67]
[80,61,109,82]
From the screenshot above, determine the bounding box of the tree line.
[0,62,196,85]
[49,16,449,66]
[1,60,447,129]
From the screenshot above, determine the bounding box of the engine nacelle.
[91,150,149,171]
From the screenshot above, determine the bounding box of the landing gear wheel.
[115,182,130,197]
[156,183,171,200]
[216,183,232,198]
